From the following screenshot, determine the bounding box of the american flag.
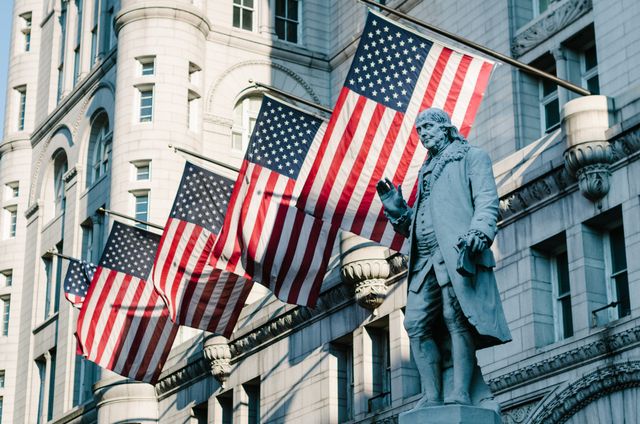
[63,257,96,308]
[152,162,252,338]
[76,221,178,384]
[296,11,495,251]
[212,96,339,307]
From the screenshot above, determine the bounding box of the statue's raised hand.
[376,178,406,219]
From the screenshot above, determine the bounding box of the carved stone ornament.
[511,0,592,57]
[203,335,232,386]
[339,232,391,310]
[562,95,613,202]
[530,361,640,424]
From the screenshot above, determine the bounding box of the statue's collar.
[424,141,470,189]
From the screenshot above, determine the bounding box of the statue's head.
[415,108,467,154]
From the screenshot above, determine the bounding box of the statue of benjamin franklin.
[377,108,511,409]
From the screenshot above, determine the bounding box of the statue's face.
[415,117,448,153]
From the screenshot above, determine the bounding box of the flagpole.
[249,80,334,114]
[47,250,77,262]
[358,0,591,97]
[168,144,240,173]
[97,207,165,231]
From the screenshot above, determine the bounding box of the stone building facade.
[1,0,640,423]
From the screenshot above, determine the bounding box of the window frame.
[133,191,150,229]
[20,12,32,52]
[275,0,301,44]
[1,296,10,336]
[138,86,154,123]
[550,250,573,341]
[232,0,254,32]
[16,86,27,131]
[603,226,630,321]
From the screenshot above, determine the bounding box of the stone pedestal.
[399,405,501,424]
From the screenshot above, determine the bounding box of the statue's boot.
[444,329,473,405]
[411,337,442,408]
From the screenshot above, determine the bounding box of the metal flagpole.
[47,250,78,262]
[358,0,591,97]
[249,80,334,114]
[97,207,165,231]
[168,144,240,173]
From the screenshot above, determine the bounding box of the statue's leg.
[441,284,474,405]
[404,271,443,407]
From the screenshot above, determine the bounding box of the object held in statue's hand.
[455,239,476,277]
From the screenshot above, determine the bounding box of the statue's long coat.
[395,141,511,349]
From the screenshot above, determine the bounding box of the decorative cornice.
[155,357,209,398]
[114,2,211,37]
[530,361,640,424]
[498,166,575,226]
[229,283,354,359]
[511,0,592,57]
[497,123,640,226]
[488,324,640,393]
[203,336,232,386]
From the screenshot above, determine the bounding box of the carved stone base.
[399,405,501,424]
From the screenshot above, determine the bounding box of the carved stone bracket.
[511,0,592,57]
[203,335,232,386]
[340,232,391,310]
[530,361,640,424]
[562,95,613,202]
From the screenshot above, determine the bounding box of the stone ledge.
[399,405,501,424]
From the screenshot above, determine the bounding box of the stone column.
[389,309,420,406]
[260,0,277,35]
[551,47,569,107]
[93,376,159,423]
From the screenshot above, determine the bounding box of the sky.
[0,0,15,138]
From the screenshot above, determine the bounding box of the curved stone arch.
[530,361,640,424]
[206,60,323,119]
[29,125,73,204]
[71,81,116,140]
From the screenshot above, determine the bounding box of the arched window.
[53,150,68,216]
[87,113,111,186]
[232,94,263,153]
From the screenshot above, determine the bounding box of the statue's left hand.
[464,230,488,254]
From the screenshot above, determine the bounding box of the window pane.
[142,61,154,76]
[556,251,570,295]
[275,0,285,16]
[287,21,298,43]
[584,45,597,70]
[135,194,149,228]
[615,272,630,317]
[542,79,556,97]
[275,18,285,40]
[140,90,153,122]
[136,164,150,180]
[609,226,627,273]
[244,0,254,8]
[561,297,573,338]
[242,9,252,31]
[544,98,560,131]
[0,370,4,388]
[2,298,9,336]
[233,6,240,28]
[587,75,600,95]
[288,0,298,18]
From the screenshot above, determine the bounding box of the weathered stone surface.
[399,405,501,424]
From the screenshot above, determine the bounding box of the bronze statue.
[377,108,511,410]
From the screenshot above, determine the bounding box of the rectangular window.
[5,208,17,239]
[6,182,19,198]
[47,351,56,421]
[233,0,254,31]
[2,297,9,336]
[0,370,4,388]
[90,0,100,65]
[134,162,150,181]
[188,62,201,84]
[1,271,12,288]
[57,0,69,103]
[216,391,233,424]
[134,193,149,229]
[582,44,599,95]
[0,396,3,424]
[188,90,200,131]
[275,0,300,43]
[16,86,26,131]
[139,57,155,76]
[331,339,354,422]
[368,325,391,412]
[553,250,573,339]
[81,223,94,261]
[139,88,153,122]
[43,256,53,319]
[244,379,260,424]
[608,225,630,319]
[540,76,559,132]
[73,355,99,406]
[73,0,83,86]
[192,401,208,424]
[36,359,45,424]
[20,12,32,52]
